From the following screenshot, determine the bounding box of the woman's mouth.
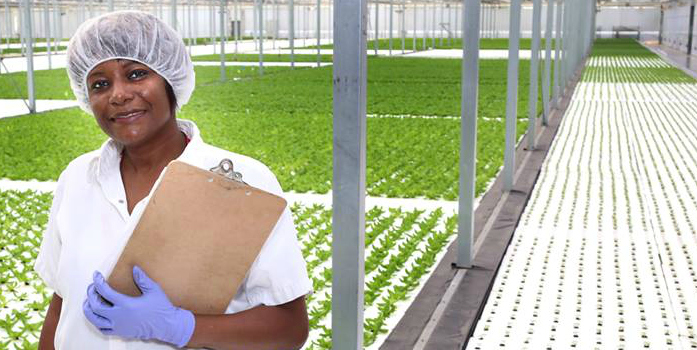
[112,110,145,123]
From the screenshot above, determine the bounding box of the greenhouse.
[1,0,696,348]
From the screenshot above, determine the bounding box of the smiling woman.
[34,10,312,350]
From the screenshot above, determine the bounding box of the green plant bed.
[0,46,67,55]
[192,53,333,62]
[184,36,257,45]
[583,39,695,83]
[583,66,695,84]
[590,38,656,57]
[0,190,459,349]
[1,57,545,199]
[0,190,54,349]
[0,66,291,100]
[303,38,556,51]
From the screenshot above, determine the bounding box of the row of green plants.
[1,57,540,200]
[191,53,334,62]
[0,190,54,350]
[0,190,458,349]
[303,37,556,51]
[0,46,67,55]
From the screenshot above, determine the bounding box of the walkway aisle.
[468,53,697,349]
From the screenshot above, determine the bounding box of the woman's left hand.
[83,266,195,348]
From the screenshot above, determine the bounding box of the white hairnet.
[66,10,195,115]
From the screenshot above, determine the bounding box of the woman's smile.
[111,109,147,124]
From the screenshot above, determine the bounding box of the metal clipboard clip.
[210,159,246,184]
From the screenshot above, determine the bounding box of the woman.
[35,10,312,350]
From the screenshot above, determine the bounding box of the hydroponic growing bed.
[468,39,697,349]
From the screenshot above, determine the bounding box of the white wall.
[0,3,664,45]
[662,3,696,54]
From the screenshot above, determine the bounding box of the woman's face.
[86,59,173,147]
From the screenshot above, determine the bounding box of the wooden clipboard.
[107,159,287,315]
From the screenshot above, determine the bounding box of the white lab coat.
[34,119,312,349]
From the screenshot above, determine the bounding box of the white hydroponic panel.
[468,57,697,349]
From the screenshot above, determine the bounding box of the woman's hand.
[82,266,195,348]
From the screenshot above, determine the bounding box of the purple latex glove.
[83,266,196,348]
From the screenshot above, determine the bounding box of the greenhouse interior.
[1,0,697,349]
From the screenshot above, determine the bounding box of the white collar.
[93,119,203,180]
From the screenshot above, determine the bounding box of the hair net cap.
[66,10,195,115]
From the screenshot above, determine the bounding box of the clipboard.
[107,159,287,314]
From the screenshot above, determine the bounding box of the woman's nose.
[108,80,134,105]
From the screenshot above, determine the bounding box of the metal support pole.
[503,0,521,191]
[259,0,264,75]
[439,2,443,46]
[254,0,259,50]
[273,0,277,50]
[171,0,177,31]
[374,1,379,55]
[457,0,481,268]
[560,0,566,93]
[219,0,226,81]
[211,5,216,54]
[52,0,58,55]
[422,3,426,49]
[188,0,193,54]
[194,0,198,47]
[234,0,238,53]
[45,0,52,70]
[552,0,562,108]
[542,0,553,126]
[4,0,10,50]
[290,0,295,68]
[412,3,416,51]
[432,2,436,48]
[688,1,695,55]
[658,6,664,45]
[23,0,35,113]
[454,3,459,41]
[109,0,114,12]
[401,0,405,54]
[491,5,499,38]
[332,0,367,348]
[389,0,393,55]
[317,0,321,66]
[19,0,25,56]
[527,0,541,150]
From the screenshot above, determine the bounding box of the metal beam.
[332,0,367,347]
[374,1,379,55]
[552,0,562,108]
[503,0,521,191]
[259,0,264,75]
[316,0,320,66]
[171,0,177,31]
[23,0,35,113]
[389,0,393,55]
[688,1,695,55]
[290,0,295,67]
[542,0,553,126]
[527,0,541,150]
[456,0,481,269]
[219,0,226,81]
[45,0,52,70]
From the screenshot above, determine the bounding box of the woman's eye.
[129,70,148,79]
[91,80,108,90]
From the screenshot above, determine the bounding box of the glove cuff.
[170,308,196,348]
